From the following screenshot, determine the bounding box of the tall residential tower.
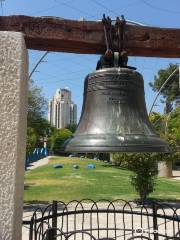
[48,88,77,129]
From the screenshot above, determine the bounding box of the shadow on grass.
[24,183,35,190]
[101,164,128,170]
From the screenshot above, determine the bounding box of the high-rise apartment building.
[48,88,77,129]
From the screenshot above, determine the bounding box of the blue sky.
[2,0,180,119]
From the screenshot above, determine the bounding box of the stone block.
[0,31,28,240]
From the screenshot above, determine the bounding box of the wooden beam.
[0,15,180,58]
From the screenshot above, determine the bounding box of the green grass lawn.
[24,157,180,203]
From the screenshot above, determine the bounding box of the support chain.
[97,14,135,69]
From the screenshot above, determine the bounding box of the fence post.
[45,228,56,240]
[29,218,34,240]
[44,201,58,240]
[51,200,58,239]
[152,202,159,240]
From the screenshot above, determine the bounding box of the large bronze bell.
[64,63,169,152]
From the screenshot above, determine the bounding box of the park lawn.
[24,157,180,203]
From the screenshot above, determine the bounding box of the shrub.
[111,152,158,202]
[111,153,126,166]
[127,153,158,203]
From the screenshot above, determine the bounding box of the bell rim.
[64,145,170,153]
[63,135,170,153]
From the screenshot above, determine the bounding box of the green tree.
[26,127,37,153]
[168,107,180,143]
[149,63,180,112]
[48,128,72,154]
[27,80,52,152]
[27,79,47,127]
[150,109,180,177]
[66,123,78,133]
[149,112,165,134]
[149,64,180,174]
[31,118,54,147]
[150,109,180,152]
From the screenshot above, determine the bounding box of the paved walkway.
[172,170,180,180]
[26,156,50,171]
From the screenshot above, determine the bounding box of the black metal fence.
[23,199,180,240]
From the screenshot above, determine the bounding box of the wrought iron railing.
[22,199,180,240]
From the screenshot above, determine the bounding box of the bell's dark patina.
[64,67,169,152]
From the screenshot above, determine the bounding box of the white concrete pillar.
[158,160,173,178]
[0,32,28,240]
